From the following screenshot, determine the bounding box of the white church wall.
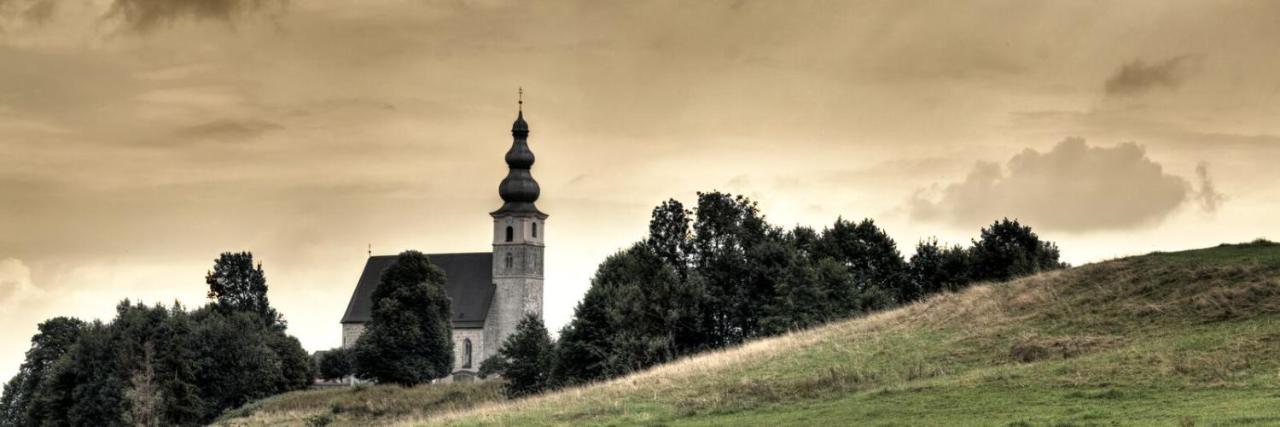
[341,323,365,349]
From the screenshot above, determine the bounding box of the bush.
[477,355,507,380]
[318,348,355,381]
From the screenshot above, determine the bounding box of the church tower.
[486,97,546,353]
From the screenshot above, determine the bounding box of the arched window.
[504,252,514,271]
[505,226,514,242]
[532,222,538,238]
[462,338,473,368]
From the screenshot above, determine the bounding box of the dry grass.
[215,381,503,426]
[415,279,1019,426]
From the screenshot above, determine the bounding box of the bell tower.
[487,91,546,352]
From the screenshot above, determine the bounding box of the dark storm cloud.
[1104,56,1193,96]
[104,0,286,32]
[173,118,282,141]
[909,138,1208,232]
[2,0,286,32]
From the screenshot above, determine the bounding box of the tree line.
[489,191,1064,397]
[0,253,313,427]
[306,190,1064,401]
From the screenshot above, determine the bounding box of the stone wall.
[451,328,485,373]
[341,323,365,349]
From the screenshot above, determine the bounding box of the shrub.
[318,347,355,381]
[498,315,554,398]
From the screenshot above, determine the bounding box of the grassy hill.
[218,241,1280,426]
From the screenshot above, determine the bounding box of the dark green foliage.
[910,239,973,295]
[270,333,316,392]
[191,306,305,421]
[205,251,279,324]
[477,355,506,380]
[153,308,204,425]
[647,199,693,275]
[969,218,1065,282]
[354,251,454,386]
[317,347,355,381]
[498,315,554,398]
[691,192,769,346]
[0,317,84,427]
[552,244,698,386]
[756,234,824,334]
[0,253,312,426]
[550,279,616,387]
[815,218,913,305]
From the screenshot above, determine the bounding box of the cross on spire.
[518,87,523,112]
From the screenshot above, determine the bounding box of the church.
[339,104,546,381]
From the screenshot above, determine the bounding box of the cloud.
[1104,56,1193,96]
[0,0,55,27]
[908,138,1216,232]
[1194,161,1225,213]
[172,118,282,141]
[0,258,39,305]
[104,0,287,32]
[2,0,286,33]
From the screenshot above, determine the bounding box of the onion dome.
[512,110,529,137]
[492,104,546,217]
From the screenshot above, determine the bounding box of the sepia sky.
[2,0,1279,380]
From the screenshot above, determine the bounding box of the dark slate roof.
[341,252,494,328]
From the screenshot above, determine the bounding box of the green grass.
[218,241,1280,426]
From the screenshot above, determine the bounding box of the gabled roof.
[341,252,494,328]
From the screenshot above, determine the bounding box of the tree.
[498,315,555,398]
[969,218,1063,282]
[647,199,693,276]
[816,218,912,306]
[756,235,826,335]
[318,348,355,381]
[550,282,615,387]
[690,191,768,346]
[551,245,687,387]
[153,305,204,426]
[0,317,84,427]
[124,343,162,427]
[354,251,454,385]
[909,239,973,296]
[3,252,311,426]
[205,252,276,323]
[191,307,295,421]
[268,333,315,391]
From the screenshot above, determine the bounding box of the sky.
[2,0,1278,381]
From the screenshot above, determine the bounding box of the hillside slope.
[220,242,1280,426]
